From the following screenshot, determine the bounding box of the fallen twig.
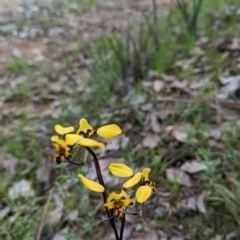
[36,187,54,240]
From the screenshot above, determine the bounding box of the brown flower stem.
[85,147,106,188]
[85,147,119,240]
[120,214,125,240]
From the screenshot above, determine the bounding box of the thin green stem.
[85,147,119,240]
[97,214,115,225]
[66,157,86,166]
[152,0,157,25]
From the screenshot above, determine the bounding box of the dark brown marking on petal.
[56,155,62,164]
[129,201,134,206]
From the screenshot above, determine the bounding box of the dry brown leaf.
[170,237,184,240]
[196,191,209,215]
[211,235,222,240]
[0,206,11,220]
[148,70,159,79]
[218,75,240,99]
[151,113,161,133]
[63,209,79,222]
[220,75,240,85]
[166,126,187,142]
[178,196,197,211]
[144,230,159,240]
[1,153,18,176]
[158,230,167,240]
[180,161,208,174]
[155,108,177,120]
[140,102,153,111]
[152,80,164,92]
[142,133,161,148]
[166,168,192,187]
[154,206,169,218]
[166,124,194,143]
[178,191,209,215]
[171,80,188,90]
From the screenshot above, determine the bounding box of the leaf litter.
[0,0,240,239]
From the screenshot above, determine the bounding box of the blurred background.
[0,0,240,239]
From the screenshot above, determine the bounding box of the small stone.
[8,180,34,199]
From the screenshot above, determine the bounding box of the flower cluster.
[109,163,156,203]
[79,163,155,217]
[51,118,122,163]
[51,118,156,239]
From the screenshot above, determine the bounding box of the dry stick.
[36,187,54,240]
[152,0,157,25]
[214,85,221,127]
[85,147,119,240]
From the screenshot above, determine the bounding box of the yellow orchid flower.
[78,174,105,192]
[103,190,133,217]
[109,163,155,203]
[77,118,122,140]
[51,135,72,164]
[52,119,121,150]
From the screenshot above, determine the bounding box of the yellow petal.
[123,172,142,188]
[107,189,127,202]
[77,118,93,134]
[103,201,115,210]
[79,138,105,149]
[65,134,83,145]
[136,186,152,203]
[58,139,67,148]
[55,125,74,135]
[53,143,60,151]
[142,168,151,181]
[107,191,121,202]
[115,209,124,218]
[97,124,122,139]
[121,198,133,207]
[109,163,133,177]
[119,189,128,198]
[51,135,60,142]
[78,174,104,192]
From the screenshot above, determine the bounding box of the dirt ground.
[0,0,171,10]
[0,0,172,66]
[0,0,52,9]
